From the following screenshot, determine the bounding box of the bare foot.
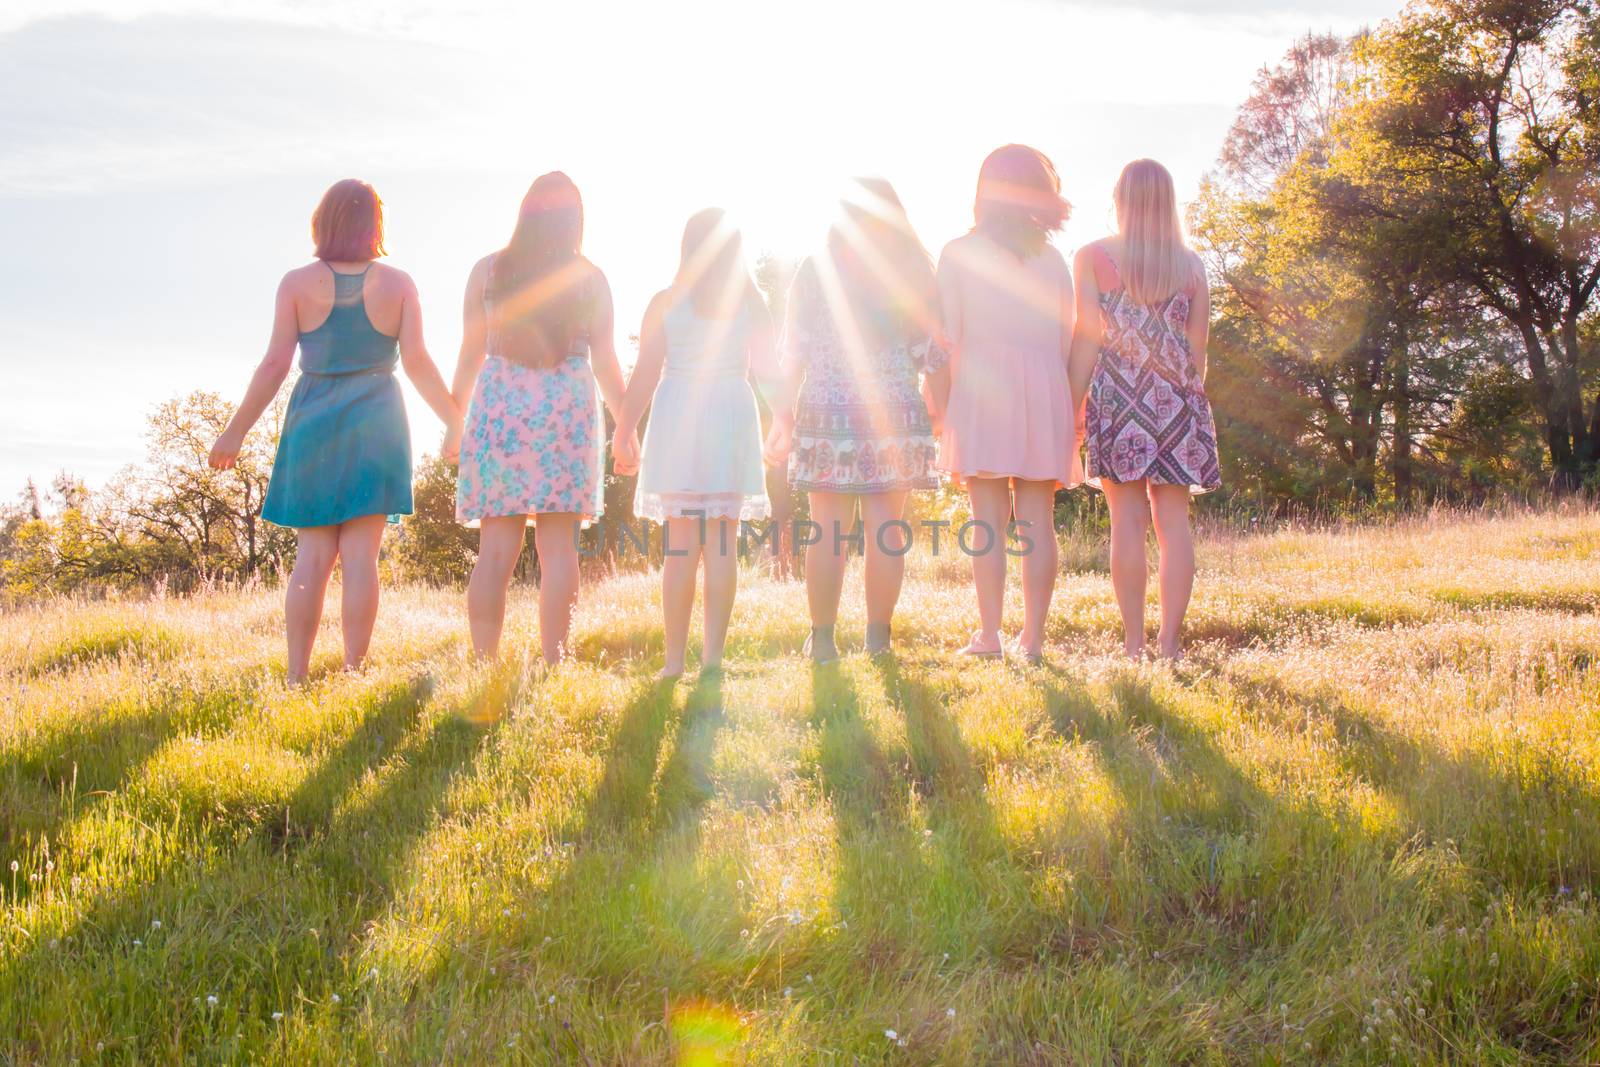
[962,630,1004,659]
[658,663,685,682]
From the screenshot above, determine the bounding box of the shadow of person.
[1,667,501,1056]
[1216,667,1600,893]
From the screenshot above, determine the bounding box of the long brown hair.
[824,177,940,345]
[312,179,385,261]
[489,172,592,367]
[973,145,1071,259]
[675,208,761,318]
[1113,159,1197,305]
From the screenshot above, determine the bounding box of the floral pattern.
[456,354,603,524]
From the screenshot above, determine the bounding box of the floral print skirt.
[456,355,604,526]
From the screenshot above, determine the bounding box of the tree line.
[1195,0,1599,508]
[5,0,1596,596]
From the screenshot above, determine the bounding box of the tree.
[1349,0,1600,485]
[392,453,478,585]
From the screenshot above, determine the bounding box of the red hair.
[312,179,386,261]
[973,145,1071,258]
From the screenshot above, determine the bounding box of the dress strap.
[1092,243,1122,292]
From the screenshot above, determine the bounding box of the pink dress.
[455,255,605,526]
[936,232,1081,488]
[1084,245,1221,492]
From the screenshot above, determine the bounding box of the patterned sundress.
[1084,246,1221,493]
[456,255,605,526]
[784,260,946,494]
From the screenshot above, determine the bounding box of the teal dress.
[261,264,413,528]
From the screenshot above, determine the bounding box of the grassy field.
[3,508,1599,1065]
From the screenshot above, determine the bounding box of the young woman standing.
[450,172,627,664]
[938,145,1079,664]
[1068,159,1221,660]
[611,209,780,680]
[210,179,460,684]
[765,178,948,662]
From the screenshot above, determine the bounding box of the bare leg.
[860,490,909,636]
[284,526,340,684]
[532,513,581,665]
[1012,479,1059,658]
[803,491,855,661]
[1102,479,1151,658]
[1148,484,1196,659]
[701,518,738,669]
[335,514,388,670]
[965,477,1012,654]
[466,516,527,659]
[660,516,704,678]
[805,491,855,628]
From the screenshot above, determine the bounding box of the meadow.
[3,507,1599,1065]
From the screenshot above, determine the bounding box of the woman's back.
[291,261,402,376]
[1089,238,1199,371]
[662,297,752,381]
[482,253,593,364]
[940,231,1069,360]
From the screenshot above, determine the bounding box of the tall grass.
[3,508,1598,1064]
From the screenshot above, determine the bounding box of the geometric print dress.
[1084,246,1222,493]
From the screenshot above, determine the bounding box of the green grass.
[3,508,1600,1064]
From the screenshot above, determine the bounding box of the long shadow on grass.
[809,661,941,970]
[400,671,733,1061]
[867,655,1053,963]
[1218,669,1600,894]
[0,681,258,894]
[1037,666,1333,943]
[0,668,503,1061]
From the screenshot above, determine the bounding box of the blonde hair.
[1112,159,1195,305]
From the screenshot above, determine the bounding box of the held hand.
[441,420,463,466]
[763,420,793,469]
[612,426,640,476]
[208,428,242,471]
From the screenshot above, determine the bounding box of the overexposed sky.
[0,0,1399,493]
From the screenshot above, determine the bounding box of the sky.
[0,0,1402,496]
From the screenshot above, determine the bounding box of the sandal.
[865,622,893,657]
[960,631,1004,660]
[803,626,840,665]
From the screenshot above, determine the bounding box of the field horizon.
[4,506,1599,1064]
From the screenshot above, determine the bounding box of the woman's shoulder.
[645,287,676,321]
[939,231,983,264]
[369,261,418,295]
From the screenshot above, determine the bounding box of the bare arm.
[450,258,490,409]
[762,271,810,467]
[746,298,783,410]
[927,249,962,418]
[616,291,669,436]
[1186,254,1211,383]
[587,268,626,421]
[209,274,298,469]
[1067,246,1103,412]
[395,272,460,427]
[1058,252,1077,375]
